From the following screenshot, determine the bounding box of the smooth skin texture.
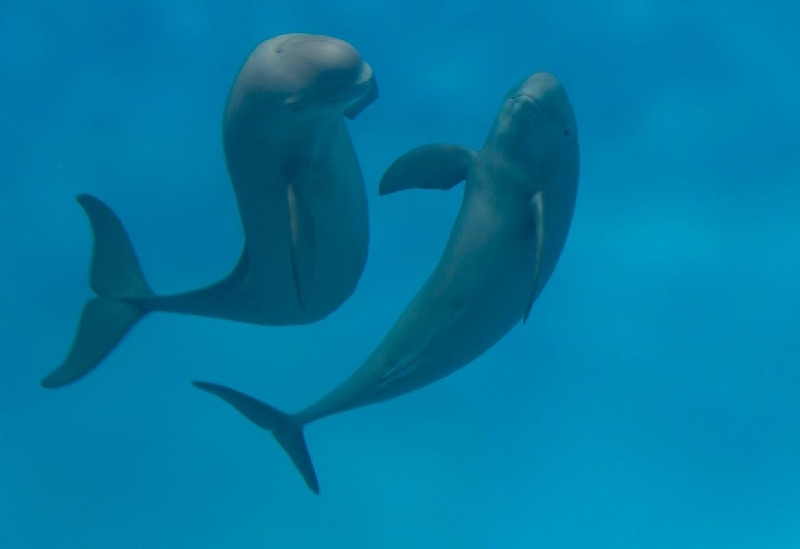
[194,72,580,494]
[42,34,378,389]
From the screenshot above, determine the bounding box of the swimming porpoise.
[192,72,580,494]
[41,34,378,389]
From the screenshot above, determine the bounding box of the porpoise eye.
[563,129,570,137]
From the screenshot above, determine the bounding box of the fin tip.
[39,377,60,390]
[75,193,98,208]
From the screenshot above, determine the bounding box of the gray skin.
[193,72,580,494]
[41,34,378,389]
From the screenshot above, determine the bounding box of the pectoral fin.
[378,144,477,196]
[523,191,545,324]
[287,185,315,312]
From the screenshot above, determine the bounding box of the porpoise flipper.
[287,185,316,312]
[378,144,476,195]
[522,191,544,324]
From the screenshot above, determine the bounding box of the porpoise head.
[229,33,378,123]
[486,72,579,196]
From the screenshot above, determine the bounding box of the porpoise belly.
[368,257,531,404]
[355,207,536,408]
[221,120,369,325]
[295,195,536,424]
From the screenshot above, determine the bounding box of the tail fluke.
[41,298,146,388]
[41,194,154,389]
[77,193,153,299]
[192,381,320,494]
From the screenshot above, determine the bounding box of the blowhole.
[563,129,570,137]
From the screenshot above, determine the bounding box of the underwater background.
[1,0,799,547]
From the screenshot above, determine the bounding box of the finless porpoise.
[42,34,378,389]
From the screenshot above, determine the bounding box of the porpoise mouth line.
[509,93,548,118]
[509,93,535,101]
[296,78,373,108]
[277,35,335,49]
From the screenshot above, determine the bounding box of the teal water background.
[1,1,799,547]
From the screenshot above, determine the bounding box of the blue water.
[2,1,799,547]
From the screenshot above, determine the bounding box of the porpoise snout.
[270,34,376,118]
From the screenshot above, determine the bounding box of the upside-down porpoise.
[42,33,378,389]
